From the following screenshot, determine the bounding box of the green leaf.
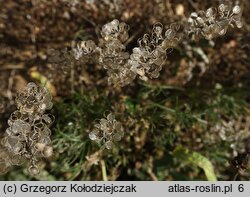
[173,146,217,181]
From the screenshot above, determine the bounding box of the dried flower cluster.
[0,83,54,175]
[129,23,182,81]
[187,3,242,40]
[49,2,243,87]
[211,115,249,143]
[89,113,124,149]
[202,115,250,156]
[98,19,135,86]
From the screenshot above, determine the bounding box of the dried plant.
[49,2,243,87]
[0,83,54,176]
[206,115,250,154]
[187,3,242,40]
[89,113,124,149]
[128,23,182,81]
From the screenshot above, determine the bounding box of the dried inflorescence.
[100,19,129,42]
[15,82,53,114]
[72,40,97,62]
[89,113,124,149]
[50,2,243,86]
[187,2,242,40]
[0,147,17,174]
[97,19,135,86]
[49,19,135,86]
[204,115,250,155]
[129,23,182,81]
[0,83,54,176]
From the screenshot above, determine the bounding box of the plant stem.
[101,160,108,181]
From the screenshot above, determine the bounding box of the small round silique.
[89,113,124,149]
[2,82,54,175]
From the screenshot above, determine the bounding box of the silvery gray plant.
[49,2,243,87]
[0,83,54,175]
[89,113,124,150]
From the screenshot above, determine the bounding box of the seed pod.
[105,141,113,150]
[35,143,46,152]
[28,165,39,176]
[232,5,241,14]
[2,82,54,175]
[89,131,98,141]
[89,113,124,149]
[43,146,53,158]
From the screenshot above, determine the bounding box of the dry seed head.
[43,146,53,158]
[187,3,243,40]
[28,165,40,176]
[1,82,54,175]
[35,142,46,152]
[47,3,243,86]
[233,5,241,14]
[89,113,124,149]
